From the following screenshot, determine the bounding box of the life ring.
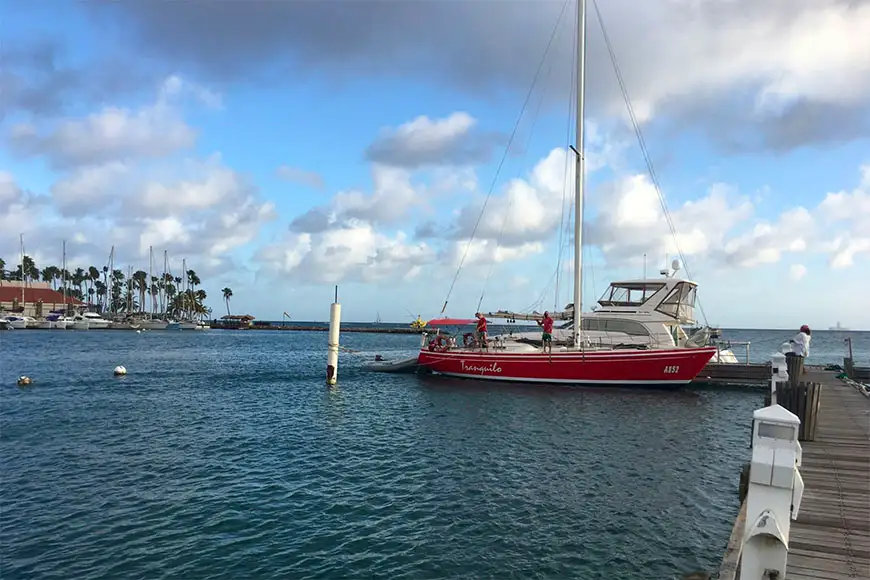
[434,334,449,352]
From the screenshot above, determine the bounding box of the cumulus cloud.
[276,165,325,191]
[289,159,477,235]
[364,112,505,168]
[6,76,208,169]
[92,0,870,150]
[0,39,158,117]
[790,264,807,281]
[817,164,870,268]
[255,221,435,284]
[1,156,276,278]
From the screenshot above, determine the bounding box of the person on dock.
[474,312,488,350]
[787,324,811,376]
[537,311,554,354]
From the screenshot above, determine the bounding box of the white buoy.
[113,365,127,376]
[136,329,142,334]
[326,285,341,386]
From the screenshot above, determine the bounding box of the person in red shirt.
[537,311,554,354]
[474,312,488,350]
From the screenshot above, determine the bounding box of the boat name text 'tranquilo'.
[460,361,503,374]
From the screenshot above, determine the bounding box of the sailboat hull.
[417,346,717,386]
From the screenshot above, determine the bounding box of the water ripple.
[1,330,762,579]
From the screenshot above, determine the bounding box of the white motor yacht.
[71,312,112,330]
[485,261,741,363]
[3,315,33,329]
[139,319,169,330]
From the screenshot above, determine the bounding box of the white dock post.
[739,404,804,580]
[326,285,341,386]
[770,352,789,400]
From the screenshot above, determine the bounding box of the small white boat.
[36,314,70,330]
[5,316,34,329]
[139,319,169,330]
[71,312,112,330]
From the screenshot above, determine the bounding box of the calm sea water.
[0,327,866,579]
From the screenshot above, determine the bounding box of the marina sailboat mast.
[19,234,25,309]
[62,240,67,312]
[572,0,587,348]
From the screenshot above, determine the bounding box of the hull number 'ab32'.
[663,365,680,374]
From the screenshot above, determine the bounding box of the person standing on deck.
[474,312,488,350]
[537,311,554,354]
[787,324,811,377]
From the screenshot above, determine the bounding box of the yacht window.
[655,282,697,318]
[581,317,650,336]
[598,283,665,307]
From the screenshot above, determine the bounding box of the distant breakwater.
[217,324,423,334]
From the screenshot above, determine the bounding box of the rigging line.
[554,0,578,311]
[477,25,561,314]
[590,0,709,326]
[522,266,559,314]
[439,0,571,316]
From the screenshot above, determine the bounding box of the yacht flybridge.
[484,260,738,363]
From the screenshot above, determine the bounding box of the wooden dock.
[693,362,772,387]
[717,370,870,579]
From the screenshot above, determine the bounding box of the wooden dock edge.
[716,499,746,580]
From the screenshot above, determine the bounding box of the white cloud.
[6,75,213,168]
[588,177,755,266]
[276,165,325,191]
[364,112,503,168]
[103,0,870,149]
[50,162,130,215]
[790,264,807,281]
[256,221,435,284]
[817,164,870,268]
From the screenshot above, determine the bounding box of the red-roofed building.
[0,282,82,317]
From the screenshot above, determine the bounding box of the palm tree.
[222,287,233,316]
[88,266,100,300]
[95,280,107,309]
[132,270,148,313]
[42,266,60,290]
[22,255,39,283]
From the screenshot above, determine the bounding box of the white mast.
[19,234,25,310]
[148,245,153,319]
[182,257,187,320]
[108,245,115,315]
[162,249,168,315]
[62,240,67,313]
[572,0,587,348]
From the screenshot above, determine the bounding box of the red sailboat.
[416,0,717,386]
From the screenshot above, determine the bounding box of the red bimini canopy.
[426,317,476,327]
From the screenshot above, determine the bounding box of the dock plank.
[785,371,870,580]
[716,370,870,580]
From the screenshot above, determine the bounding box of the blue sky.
[1,0,869,329]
